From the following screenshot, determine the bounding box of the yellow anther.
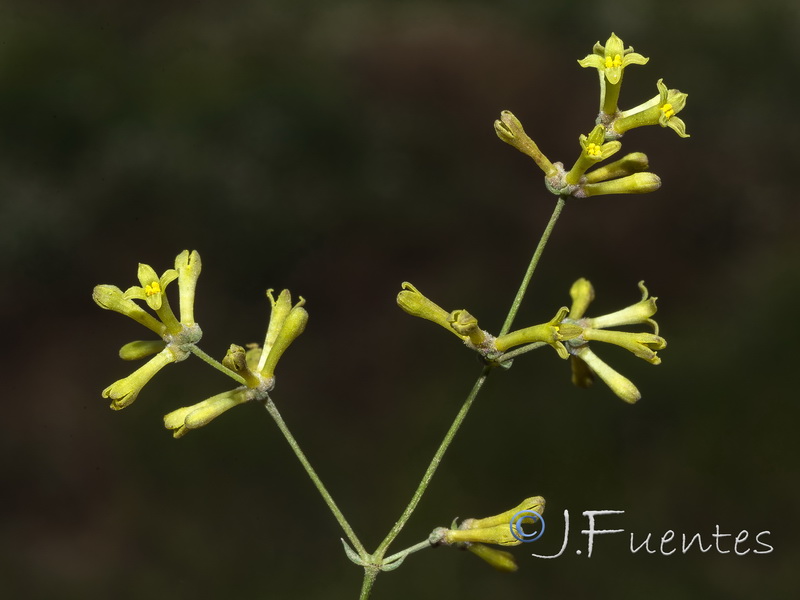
[145,281,162,296]
[660,103,675,119]
[586,143,602,157]
[605,54,623,69]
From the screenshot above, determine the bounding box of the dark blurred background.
[2,0,799,598]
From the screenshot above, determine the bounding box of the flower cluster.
[397,278,665,402]
[561,279,666,403]
[94,251,307,437]
[93,250,203,410]
[164,289,307,438]
[495,32,688,201]
[429,497,545,572]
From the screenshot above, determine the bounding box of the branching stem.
[259,193,567,599]
[263,397,367,557]
[358,195,567,598]
[374,367,491,558]
[496,341,548,363]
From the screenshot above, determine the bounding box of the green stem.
[263,397,367,557]
[498,196,566,337]
[358,540,431,599]
[354,193,569,599]
[374,367,491,557]
[359,567,380,600]
[366,196,567,578]
[496,341,548,363]
[188,345,247,385]
[383,539,432,565]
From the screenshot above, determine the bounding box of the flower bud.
[466,543,518,572]
[175,249,202,325]
[164,388,251,438]
[574,346,641,403]
[118,340,166,360]
[493,111,556,176]
[102,348,176,410]
[448,309,486,345]
[464,496,546,530]
[577,172,661,197]
[443,523,522,546]
[397,282,466,340]
[583,152,649,184]
[223,344,262,387]
[582,328,666,364]
[568,278,595,319]
[588,281,658,330]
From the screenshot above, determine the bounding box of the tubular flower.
[613,79,689,138]
[578,33,649,116]
[562,279,666,403]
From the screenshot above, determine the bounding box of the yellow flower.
[613,79,689,138]
[578,33,649,115]
[565,124,622,185]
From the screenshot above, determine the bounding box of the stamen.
[145,281,162,296]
